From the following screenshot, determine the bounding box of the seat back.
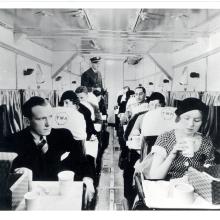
[0,152,18,210]
[52,107,87,140]
[140,107,177,160]
[141,107,177,136]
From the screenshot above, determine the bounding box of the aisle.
[95,127,124,210]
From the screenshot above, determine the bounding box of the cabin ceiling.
[1,8,220,56]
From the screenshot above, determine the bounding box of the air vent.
[190,72,200,78]
[60,9,83,17]
[0,21,13,30]
[125,56,142,65]
[55,76,62,81]
[163,79,169,83]
[23,68,34,76]
[34,10,54,17]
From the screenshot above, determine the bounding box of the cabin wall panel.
[52,52,78,77]
[153,72,172,92]
[104,60,123,123]
[172,58,206,91]
[0,26,53,90]
[173,39,209,66]
[136,56,156,80]
[0,27,52,64]
[16,55,52,90]
[0,47,16,89]
[124,63,137,81]
[52,71,76,91]
[207,53,220,91]
[124,80,138,90]
[142,75,156,92]
[0,26,14,46]
[148,53,174,79]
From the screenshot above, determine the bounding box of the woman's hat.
[60,90,80,106]
[175,97,208,116]
[147,92,165,105]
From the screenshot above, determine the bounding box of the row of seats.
[115,104,177,209]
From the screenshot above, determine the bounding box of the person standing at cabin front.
[8,96,94,203]
[81,56,103,92]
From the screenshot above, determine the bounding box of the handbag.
[188,166,220,204]
[118,148,129,170]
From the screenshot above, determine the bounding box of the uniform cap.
[90,56,101,63]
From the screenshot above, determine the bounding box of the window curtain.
[0,90,23,135]
[202,92,220,107]
[169,91,200,107]
[21,90,59,107]
[201,92,220,150]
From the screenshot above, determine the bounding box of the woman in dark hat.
[60,90,97,140]
[147,92,166,110]
[149,97,215,180]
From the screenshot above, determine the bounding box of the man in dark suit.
[9,96,94,203]
[81,56,103,92]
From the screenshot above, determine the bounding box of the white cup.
[182,137,195,158]
[172,183,195,204]
[24,191,40,210]
[94,123,102,132]
[114,109,119,114]
[131,135,141,147]
[58,171,75,196]
[102,115,107,120]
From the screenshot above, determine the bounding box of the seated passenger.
[129,92,166,137]
[122,89,135,113]
[59,90,97,141]
[93,89,107,116]
[75,86,102,123]
[8,96,94,203]
[53,97,87,141]
[149,98,215,180]
[120,86,148,125]
[117,86,130,114]
[121,92,165,209]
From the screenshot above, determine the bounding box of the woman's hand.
[169,141,186,160]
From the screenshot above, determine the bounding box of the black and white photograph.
[1,0,220,213]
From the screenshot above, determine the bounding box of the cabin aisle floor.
[95,127,124,210]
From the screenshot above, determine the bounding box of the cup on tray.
[24,191,40,210]
[172,183,195,204]
[94,123,102,132]
[58,170,75,196]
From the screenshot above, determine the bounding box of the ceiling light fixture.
[34,10,54,17]
[89,40,100,50]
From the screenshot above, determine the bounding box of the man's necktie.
[37,137,49,154]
